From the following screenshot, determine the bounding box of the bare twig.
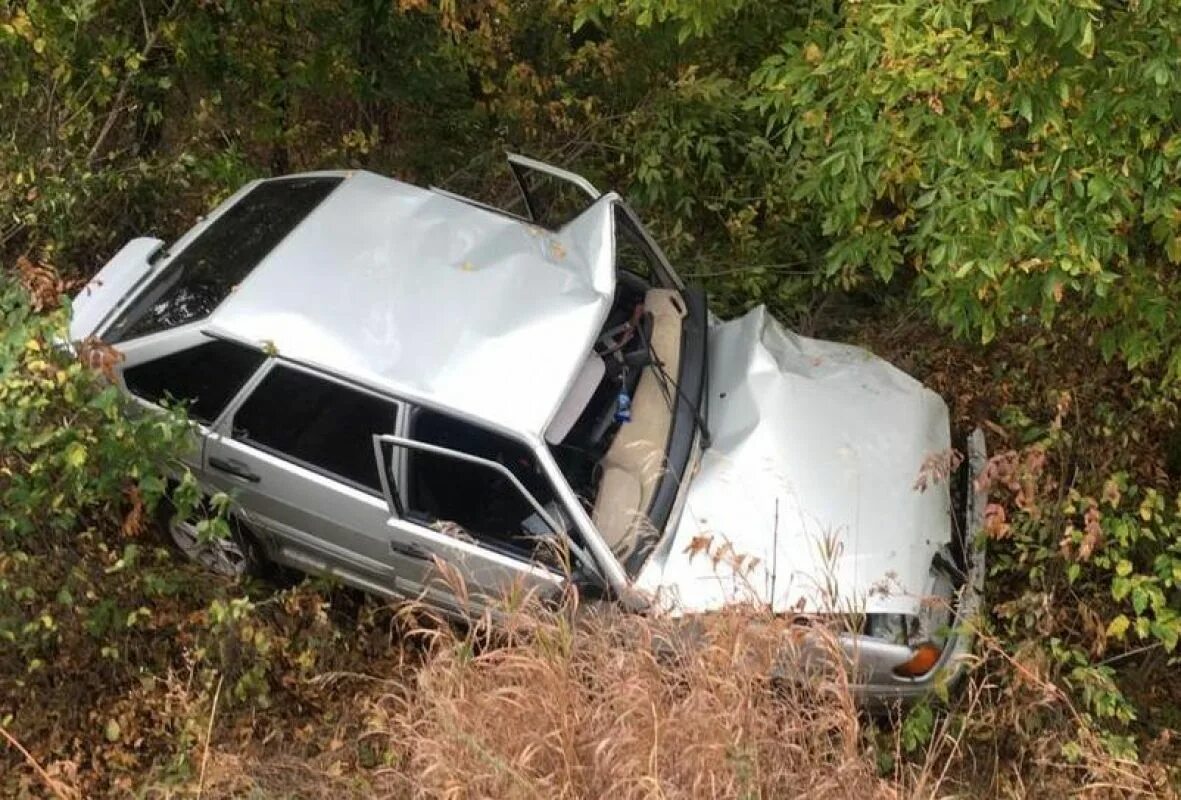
[0,222,26,248]
[196,673,225,800]
[682,260,818,278]
[86,0,180,165]
[0,722,76,800]
[138,0,151,42]
[1099,642,1162,667]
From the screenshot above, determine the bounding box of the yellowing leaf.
[64,442,87,469]
[1106,614,1130,639]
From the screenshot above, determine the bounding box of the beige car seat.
[592,288,685,557]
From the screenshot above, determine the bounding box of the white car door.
[371,409,579,615]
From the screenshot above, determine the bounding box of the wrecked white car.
[69,154,985,703]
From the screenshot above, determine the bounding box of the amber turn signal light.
[892,643,942,678]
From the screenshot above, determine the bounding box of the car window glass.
[404,410,563,562]
[106,176,342,342]
[513,169,592,229]
[614,206,668,286]
[233,366,397,493]
[122,338,264,425]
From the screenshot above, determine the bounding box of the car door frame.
[369,420,607,616]
[201,355,435,596]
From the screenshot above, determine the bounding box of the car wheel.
[157,494,264,579]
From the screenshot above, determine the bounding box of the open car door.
[507,153,602,228]
[370,431,606,616]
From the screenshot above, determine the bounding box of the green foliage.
[0,0,485,269]
[4,0,1181,791]
[980,397,1181,750]
[744,0,1181,369]
[579,0,1181,377]
[899,700,936,754]
[0,283,191,542]
[0,279,199,671]
[9,0,1181,369]
[0,277,379,790]
[1068,478,1181,656]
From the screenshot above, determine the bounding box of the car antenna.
[770,497,780,611]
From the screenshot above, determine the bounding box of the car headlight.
[863,554,959,679]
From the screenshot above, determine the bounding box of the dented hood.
[635,306,953,617]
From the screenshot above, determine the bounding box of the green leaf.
[1112,575,1131,600]
[1078,18,1095,58]
[1132,586,1150,616]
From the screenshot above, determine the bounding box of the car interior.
[406,409,569,563]
[548,269,685,560]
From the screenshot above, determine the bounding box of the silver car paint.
[636,305,959,618]
[70,158,985,700]
[207,170,617,439]
[69,237,163,342]
[202,359,421,592]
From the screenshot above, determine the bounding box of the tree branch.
[86,0,180,166]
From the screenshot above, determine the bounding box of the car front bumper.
[769,428,987,706]
[842,427,988,705]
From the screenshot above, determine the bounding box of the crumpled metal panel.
[636,306,954,616]
[69,237,163,342]
[211,171,616,436]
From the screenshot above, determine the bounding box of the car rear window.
[105,176,343,342]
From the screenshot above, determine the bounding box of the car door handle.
[390,540,431,561]
[209,456,261,483]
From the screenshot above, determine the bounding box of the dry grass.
[345,581,1168,799]
[372,592,885,800]
[102,582,1179,800]
[21,576,1171,800]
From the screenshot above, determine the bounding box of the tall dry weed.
[373,583,891,800]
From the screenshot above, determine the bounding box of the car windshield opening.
[548,269,688,571]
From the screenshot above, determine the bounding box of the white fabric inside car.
[593,288,685,556]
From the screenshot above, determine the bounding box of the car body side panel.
[201,431,423,595]
[636,305,954,617]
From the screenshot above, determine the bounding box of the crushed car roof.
[206,171,617,436]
